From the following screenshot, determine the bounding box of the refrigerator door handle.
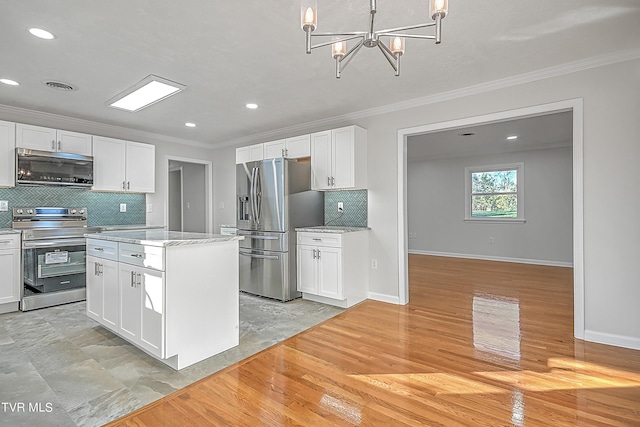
[255,166,262,224]
[249,167,258,226]
[239,251,280,260]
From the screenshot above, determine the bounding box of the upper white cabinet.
[264,134,311,159]
[16,124,92,156]
[311,125,367,190]
[0,120,16,187]
[92,136,155,193]
[236,143,264,164]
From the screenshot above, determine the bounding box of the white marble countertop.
[98,224,166,231]
[295,226,370,233]
[0,228,20,235]
[85,230,244,247]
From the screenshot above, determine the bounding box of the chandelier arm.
[312,32,367,37]
[376,22,435,34]
[338,40,365,71]
[310,35,364,51]
[377,42,398,73]
[380,33,436,40]
[369,6,376,35]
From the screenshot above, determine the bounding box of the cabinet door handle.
[282,148,285,157]
[130,271,135,287]
[99,264,103,275]
[331,176,335,187]
[94,263,98,276]
[51,140,56,150]
[57,140,61,151]
[312,249,317,259]
[327,176,331,186]
[137,273,142,287]
[317,249,321,259]
[122,181,126,190]
[127,181,130,190]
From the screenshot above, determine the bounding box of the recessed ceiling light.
[185,122,196,128]
[0,79,19,86]
[108,75,185,112]
[29,28,55,40]
[506,135,518,140]
[246,103,258,109]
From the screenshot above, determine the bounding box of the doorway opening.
[397,99,585,339]
[166,156,213,233]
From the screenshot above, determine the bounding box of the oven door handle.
[22,238,87,248]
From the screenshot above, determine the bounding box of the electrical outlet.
[489,236,495,244]
[120,203,127,213]
[146,204,153,213]
[337,202,344,213]
[0,200,7,212]
[371,259,378,269]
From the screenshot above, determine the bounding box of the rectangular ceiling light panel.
[108,75,185,112]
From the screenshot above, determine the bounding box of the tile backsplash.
[0,186,145,228]
[324,189,367,227]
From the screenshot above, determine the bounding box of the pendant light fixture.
[301,0,449,78]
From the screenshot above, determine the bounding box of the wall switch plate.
[0,200,7,212]
[371,259,378,269]
[337,202,344,213]
[146,204,153,213]
[120,203,127,213]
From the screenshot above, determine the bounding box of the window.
[465,162,524,222]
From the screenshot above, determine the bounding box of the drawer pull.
[312,238,322,241]
[0,239,13,244]
[130,253,144,258]
[95,247,104,251]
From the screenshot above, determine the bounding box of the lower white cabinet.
[86,236,240,370]
[297,230,369,308]
[0,233,21,313]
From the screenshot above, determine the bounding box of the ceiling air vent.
[43,80,78,91]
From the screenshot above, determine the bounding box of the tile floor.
[0,293,343,426]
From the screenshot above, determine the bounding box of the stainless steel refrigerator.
[236,158,323,301]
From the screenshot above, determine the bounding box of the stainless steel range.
[12,207,100,311]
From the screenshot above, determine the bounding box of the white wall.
[407,147,573,265]
[212,58,640,349]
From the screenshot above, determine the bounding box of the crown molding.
[218,48,640,149]
[0,104,212,149]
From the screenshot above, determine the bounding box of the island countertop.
[295,226,370,233]
[85,230,244,247]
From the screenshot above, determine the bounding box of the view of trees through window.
[471,169,517,218]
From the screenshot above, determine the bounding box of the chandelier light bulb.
[301,1,317,30]
[391,37,405,56]
[430,0,449,19]
[332,41,346,58]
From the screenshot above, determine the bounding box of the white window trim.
[464,162,525,223]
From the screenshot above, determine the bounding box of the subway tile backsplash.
[0,186,145,228]
[324,189,367,227]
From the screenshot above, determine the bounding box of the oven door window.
[23,244,86,293]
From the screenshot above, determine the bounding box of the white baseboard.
[584,330,640,351]
[408,250,573,268]
[368,292,400,305]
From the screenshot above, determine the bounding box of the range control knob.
[79,209,85,214]
[17,209,23,214]
[27,209,33,214]
[71,209,77,214]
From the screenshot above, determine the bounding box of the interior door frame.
[165,155,214,233]
[397,98,585,340]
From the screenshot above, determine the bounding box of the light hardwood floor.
[107,255,640,426]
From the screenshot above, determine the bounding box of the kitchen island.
[84,230,243,370]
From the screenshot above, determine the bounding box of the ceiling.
[1,1,638,148]
[407,111,573,162]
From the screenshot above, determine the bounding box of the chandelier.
[301,0,449,78]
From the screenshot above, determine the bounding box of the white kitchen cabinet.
[0,120,16,187]
[86,239,119,331]
[236,142,264,164]
[311,125,367,190]
[297,230,369,308]
[92,136,155,192]
[264,134,311,159]
[0,233,20,314]
[86,233,239,370]
[16,123,92,156]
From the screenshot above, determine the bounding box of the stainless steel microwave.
[16,148,94,187]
